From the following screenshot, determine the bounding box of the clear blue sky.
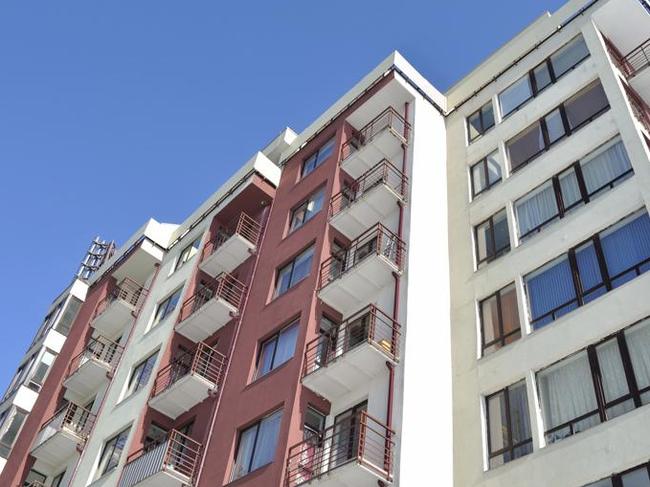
[0,1,565,392]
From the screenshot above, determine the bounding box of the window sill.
[266,275,311,307]
[245,359,294,391]
[224,462,273,486]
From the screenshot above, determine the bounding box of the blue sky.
[0,0,566,392]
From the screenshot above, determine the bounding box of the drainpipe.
[194,201,274,486]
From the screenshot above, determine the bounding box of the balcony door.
[331,401,367,469]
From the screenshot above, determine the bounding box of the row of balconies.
[28,105,409,487]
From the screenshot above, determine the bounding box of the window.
[538,319,650,445]
[51,470,66,487]
[475,209,510,268]
[27,350,56,391]
[507,80,610,172]
[290,189,325,232]
[232,410,283,480]
[23,470,47,486]
[470,150,502,197]
[125,352,158,397]
[302,138,335,177]
[486,380,532,468]
[0,408,27,458]
[467,101,495,142]
[585,463,650,487]
[480,283,521,355]
[498,36,590,118]
[96,427,131,477]
[144,423,168,452]
[152,288,183,326]
[515,137,633,240]
[175,237,201,271]
[275,246,315,297]
[304,407,326,441]
[525,211,650,328]
[257,322,299,378]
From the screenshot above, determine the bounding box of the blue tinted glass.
[526,256,576,327]
[601,213,650,280]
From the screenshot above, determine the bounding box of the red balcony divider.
[93,277,147,319]
[340,107,411,162]
[285,411,394,487]
[150,342,227,398]
[67,336,124,378]
[303,305,400,378]
[330,160,408,218]
[201,212,262,262]
[319,224,406,290]
[178,273,246,323]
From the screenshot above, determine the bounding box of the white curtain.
[625,319,650,403]
[274,325,299,367]
[538,351,598,433]
[559,169,582,209]
[252,411,282,470]
[516,181,558,238]
[596,339,633,418]
[581,140,632,195]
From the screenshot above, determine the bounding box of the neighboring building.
[1,0,649,486]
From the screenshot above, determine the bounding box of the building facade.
[1,0,649,486]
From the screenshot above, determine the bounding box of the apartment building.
[1,0,649,486]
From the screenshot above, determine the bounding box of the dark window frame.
[586,462,650,486]
[255,321,300,378]
[127,351,159,396]
[232,409,283,479]
[97,426,131,476]
[152,287,183,326]
[274,245,315,297]
[525,210,650,328]
[289,187,326,233]
[301,137,336,178]
[175,237,202,271]
[470,151,502,198]
[467,101,496,143]
[539,321,650,444]
[485,381,533,467]
[480,283,521,355]
[508,80,611,173]
[474,209,511,268]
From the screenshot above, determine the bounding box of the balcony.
[286,411,393,487]
[31,403,95,467]
[302,306,399,401]
[119,431,201,487]
[91,278,146,337]
[318,225,406,316]
[199,213,261,277]
[63,336,123,400]
[340,107,410,179]
[330,160,407,238]
[149,343,227,419]
[175,274,246,342]
[618,39,650,79]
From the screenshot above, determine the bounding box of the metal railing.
[67,336,123,377]
[201,212,261,262]
[330,160,407,219]
[34,403,96,450]
[120,430,201,487]
[286,411,394,487]
[151,342,227,397]
[178,273,246,322]
[623,81,650,133]
[319,224,406,290]
[620,38,650,78]
[340,107,410,162]
[304,305,400,378]
[93,277,147,319]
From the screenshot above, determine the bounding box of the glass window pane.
[533,62,553,92]
[233,426,257,478]
[251,411,282,470]
[480,294,499,349]
[575,241,604,295]
[275,264,293,297]
[585,479,614,487]
[290,247,314,286]
[596,338,633,419]
[500,285,520,339]
[544,108,566,144]
[581,139,632,196]
[526,256,577,328]
[621,467,650,487]
[600,213,650,283]
[258,339,276,377]
[493,210,510,254]
[487,392,507,454]
[273,324,299,368]
[476,221,491,262]
[559,167,583,211]
[318,139,335,163]
[499,76,533,117]
[482,103,495,131]
[508,381,531,446]
[550,36,589,78]
[508,122,545,170]
[564,82,609,130]
[625,319,650,400]
[468,112,481,140]
[516,181,559,239]
[486,152,502,185]
[472,162,487,195]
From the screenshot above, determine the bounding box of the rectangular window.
[507,80,610,172]
[27,350,56,392]
[51,470,66,487]
[175,237,201,271]
[585,463,650,487]
[475,209,510,268]
[152,288,183,326]
[275,246,315,297]
[480,283,521,355]
[515,137,633,240]
[290,189,325,232]
[486,380,532,468]
[126,352,158,397]
[538,318,650,445]
[96,426,131,477]
[232,410,283,480]
[257,322,299,378]
[467,101,495,143]
[0,409,27,459]
[470,150,502,197]
[526,211,650,328]
[498,36,590,118]
[303,407,326,441]
[302,138,335,177]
